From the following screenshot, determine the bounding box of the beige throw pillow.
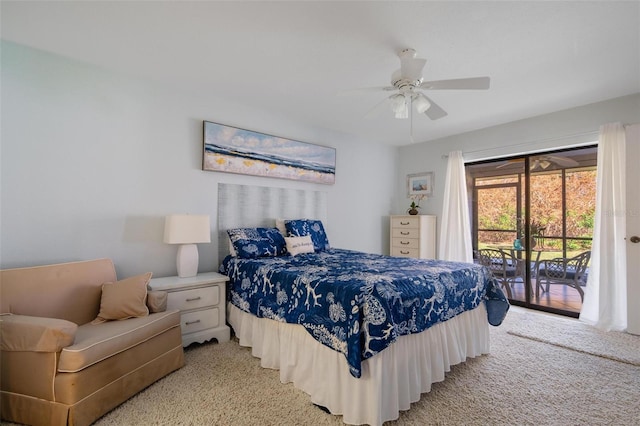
[285,235,315,256]
[91,272,152,324]
[146,290,168,313]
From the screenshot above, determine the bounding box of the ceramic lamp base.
[176,244,199,278]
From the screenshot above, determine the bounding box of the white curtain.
[438,150,473,262]
[580,123,627,331]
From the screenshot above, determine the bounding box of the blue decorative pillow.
[284,219,330,252]
[227,227,287,258]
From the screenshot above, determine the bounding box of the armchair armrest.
[146,290,168,313]
[0,314,77,352]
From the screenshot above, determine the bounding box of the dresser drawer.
[391,216,421,228]
[180,308,220,334]
[391,247,420,258]
[391,237,420,249]
[392,228,422,239]
[167,286,220,311]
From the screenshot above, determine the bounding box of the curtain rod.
[440,130,599,159]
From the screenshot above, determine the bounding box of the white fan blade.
[364,96,392,119]
[420,76,490,90]
[337,86,396,96]
[544,155,579,167]
[420,95,448,120]
[496,159,524,169]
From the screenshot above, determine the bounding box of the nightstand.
[148,271,230,347]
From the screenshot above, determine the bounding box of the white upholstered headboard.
[217,183,328,263]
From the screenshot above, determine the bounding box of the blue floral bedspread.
[220,248,509,378]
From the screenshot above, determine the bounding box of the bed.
[216,184,509,426]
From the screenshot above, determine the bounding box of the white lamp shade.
[390,94,408,119]
[163,214,211,244]
[164,214,210,278]
[414,94,431,114]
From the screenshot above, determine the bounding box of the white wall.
[0,41,397,278]
[396,93,640,250]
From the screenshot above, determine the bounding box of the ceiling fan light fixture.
[413,94,431,114]
[395,103,409,119]
[390,94,409,119]
[352,48,490,127]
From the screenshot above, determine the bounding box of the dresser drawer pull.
[400,241,410,245]
[400,231,409,235]
[185,296,202,302]
[400,221,410,225]
[185,319,201,326]
[400,250,410,254]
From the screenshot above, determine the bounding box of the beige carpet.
[4,308,640,425]
[505,308,640,366]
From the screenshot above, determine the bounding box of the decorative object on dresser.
[407,194,425,215]
[390,214,436,259]
[163,214,211,278]
[203,121,336,184]
[407,171,434,197]
[148,272,230,347]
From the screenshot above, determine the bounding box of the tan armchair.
[1,259,185,426]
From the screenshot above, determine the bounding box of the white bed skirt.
[227,303,490,426]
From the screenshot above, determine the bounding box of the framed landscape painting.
[407,172,434,196]
[203,121,336,184]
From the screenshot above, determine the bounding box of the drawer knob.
[401,250,410,254]
[400,231,409,235]
[186,296,202,302]
[400,241,410,245]
[400,221,410,225]
[185,319,201,326]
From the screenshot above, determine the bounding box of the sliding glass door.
[467,146,597,317]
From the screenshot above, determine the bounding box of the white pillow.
[228,236,237,257]
[275,218,287,235]
[285,235,315,256]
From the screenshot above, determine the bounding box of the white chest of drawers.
[389,215,436,259]
[148,272,230,347]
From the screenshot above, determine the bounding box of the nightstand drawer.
[391,237,420,249]
[167,286,219,311]
[181,308,220,334]
[391,247,420,258]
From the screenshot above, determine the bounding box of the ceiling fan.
[353,48,491,122]
[496,155,580,170]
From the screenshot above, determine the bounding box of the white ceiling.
[2,1,639,146]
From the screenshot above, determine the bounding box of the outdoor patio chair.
[535,250,591,301]
[477,248,525,299]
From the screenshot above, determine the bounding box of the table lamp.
[163,214,211,278]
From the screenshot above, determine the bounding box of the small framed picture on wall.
[407,172,434,197]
